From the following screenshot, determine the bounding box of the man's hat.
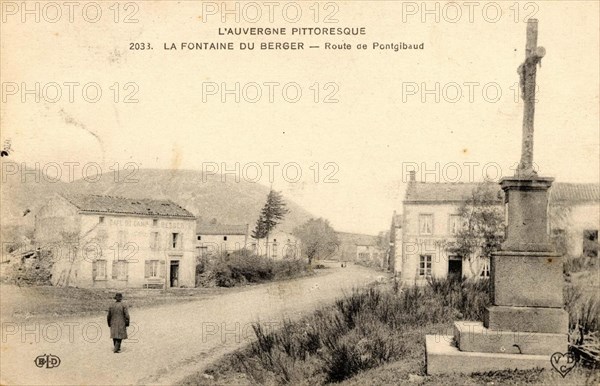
[114,293,123,300]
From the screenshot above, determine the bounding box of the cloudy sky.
[2,1,598,234]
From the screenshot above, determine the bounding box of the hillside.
[1,168,313,241]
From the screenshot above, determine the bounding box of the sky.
[1,1,599,235]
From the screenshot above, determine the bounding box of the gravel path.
[1,263,383,385]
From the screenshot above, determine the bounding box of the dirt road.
[1,263,383,385]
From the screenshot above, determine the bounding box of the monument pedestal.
[426,335,557,375]
[426,176,568,375]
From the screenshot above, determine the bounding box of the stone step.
[453,321,567,355]
[425,335,556,375]
[484,306,568,334]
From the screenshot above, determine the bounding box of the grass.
[0,284,227,322]
[180,271,600,386]
[179,277,491,385]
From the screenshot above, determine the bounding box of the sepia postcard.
[1,1,598,385]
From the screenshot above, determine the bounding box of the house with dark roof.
[34,194,196,288]
[394,173,599,285]
[196,222,249,257]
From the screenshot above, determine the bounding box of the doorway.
[448,256,462,281]
[170,260,179,287]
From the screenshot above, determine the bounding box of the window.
[197,235,202,241]
[272,243,278,258]
[223,236,228,241]
[419,214,433,235]
[112,260,128,280]
[150,232,160,250]
[99,216,105,224]
[171,233,180,249]
[419,255,432,277]
[449,215,462,235]
[93,260,107,280]
[145,260,164,278]
[583,230,599,258]
[153,219,158,226]
[479,259,490,278]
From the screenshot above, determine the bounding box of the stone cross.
[517,19,545,177]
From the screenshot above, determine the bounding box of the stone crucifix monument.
[426,19,568,374]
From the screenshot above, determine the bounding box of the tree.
[450,183,505,277]
[252,190,289,254]
[251,214,267,239]
[293,218,339,265]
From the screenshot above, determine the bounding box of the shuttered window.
[93,260,107,280]
[112,260,128,280]
[145,260,166,278]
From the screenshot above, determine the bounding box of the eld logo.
[34,354,61,369]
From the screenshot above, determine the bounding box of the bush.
[195,251,309,288]
[564,255,599,275]
[566,284,600,334]
[220,276,491,383]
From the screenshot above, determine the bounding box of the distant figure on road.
[107,293,130,353]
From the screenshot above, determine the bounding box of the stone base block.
[491,252,563,308]
[454,321,567,355]
[425,335,553,375]
[484,306,568,334]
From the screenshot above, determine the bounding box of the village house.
[195,223,249,257]
[392,173,600,286]
[34,194,196,288]
[333,232,387,267]
[250,229,301,260]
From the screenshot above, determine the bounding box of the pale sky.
[2,1,599,235]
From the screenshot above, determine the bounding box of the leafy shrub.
[196,251,309,288]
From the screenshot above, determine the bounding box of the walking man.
[107,293,130,353]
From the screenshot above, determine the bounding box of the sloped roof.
[62,194,195,218]
[550,183,600,202]
[404,182,500,203]
[404,182,599,204]
[196,224,248,235]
